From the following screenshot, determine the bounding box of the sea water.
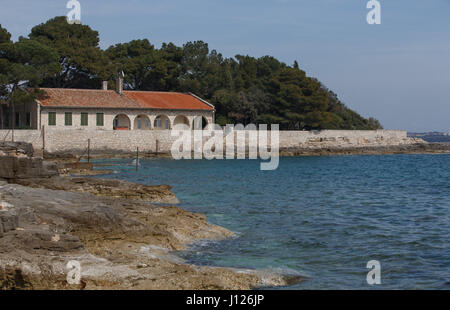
[92,154,450,289]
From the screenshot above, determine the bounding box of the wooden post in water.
[41,125,45,159]
[11,102,14,143]
[136,147,139,171]
[87,139,91,163]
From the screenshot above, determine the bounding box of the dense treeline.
[1,17,382,130]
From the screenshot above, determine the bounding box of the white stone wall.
[0,129,411,155]
[277,130,409,148]
[39,108,214,131]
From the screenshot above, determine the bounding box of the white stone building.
[7,77,215,131]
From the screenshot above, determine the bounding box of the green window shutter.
[48,112,56,126]
[65,112,72,126]
[26,112,31,127]
[81,113,88,126]
[96,113,104,126]
[15,113,20,127]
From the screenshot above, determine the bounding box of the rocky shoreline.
[2,140,449,290]
[39,141,450,160]
[0,142,301,290]
[279,142,450,156]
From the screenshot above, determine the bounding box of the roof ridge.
[123,90,187,94]
[40,88,190,95]
[40,88,117,92]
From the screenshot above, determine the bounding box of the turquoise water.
[92,155,450,289]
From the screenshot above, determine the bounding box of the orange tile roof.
[123,91,214,111]
[38,88,140,109]
[38,88,214,111]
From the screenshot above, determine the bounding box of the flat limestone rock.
[0,182,298,290]
[10,176,179,204]
[279,142,450,156]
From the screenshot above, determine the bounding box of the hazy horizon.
[1,0,449,132]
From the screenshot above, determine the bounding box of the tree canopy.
[0,17,382,130]
[0,24,60,128]
[29,16,111,88]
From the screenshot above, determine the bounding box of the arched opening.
[113,114,131,130]
[154,115,170,130]
[134,115,151,130]
[193,116,208,130]
[173,115,190,128]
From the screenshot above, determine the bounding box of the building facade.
[1,78,215,131]
[37,88,215,131]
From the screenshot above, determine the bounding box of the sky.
[1,0,449,132]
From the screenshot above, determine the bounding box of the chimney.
[116,71,125,95]
[102,81,108,90]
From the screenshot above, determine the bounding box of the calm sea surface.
[92,154,450,289]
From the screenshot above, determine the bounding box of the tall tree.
[0,25,60,133]
[106,39,182,91]
[179,41,210,96]
[0,24,12,129]
[106,39,157,90]
[29,16,112,88]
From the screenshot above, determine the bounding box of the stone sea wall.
[0,128,414,156]
[278,130,410,148]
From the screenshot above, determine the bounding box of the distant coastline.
[279,142,450,157]
[408,132,450,143]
